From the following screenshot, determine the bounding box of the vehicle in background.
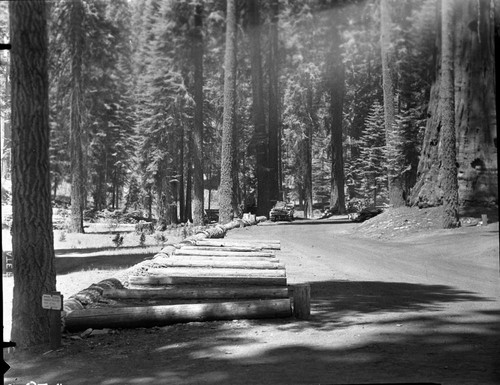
[269,201,294,222]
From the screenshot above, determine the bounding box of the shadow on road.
[55,250,158,275]
[303,280,495,330]
[6,279,500,384]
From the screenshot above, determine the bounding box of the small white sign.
[42,293,62,310]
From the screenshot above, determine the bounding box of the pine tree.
[247,0,271,218]
[357,101,388,206]
[10,0,57,347]
[219,0,238,224]
[192,2,204,226]
[380,0,405,207]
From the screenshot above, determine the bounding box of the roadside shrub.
[112,233,124,248]
[101,209,120,232]
[58,231,67,242]
[135,221,154,235]
[153,232,167,246]
[138,232,146,247]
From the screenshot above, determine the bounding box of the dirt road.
[5,219,500,385]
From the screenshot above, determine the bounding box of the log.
[158,255,279,263]
[64,299,292,331]
[180,245,263,252]
[129,275,287,286]
[293,283,311,319]
[150,258,285,270]
[192,239,281,250]
[174,249,275,257]
[149,267,286,278]
[103,286,289,300]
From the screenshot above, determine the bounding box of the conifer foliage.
[2,0,489,232]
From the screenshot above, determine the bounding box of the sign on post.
[42,292,63,349]
[42,293,63,310]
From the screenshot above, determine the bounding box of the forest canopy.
[1,0,497,226]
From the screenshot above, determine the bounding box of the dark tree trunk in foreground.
[10,0,57,348]
[68,0,85,233]
[411,0,497,208]
[219,0,237,224]
[248,0,271,218]
[192,2,204,226]
[440,0,460,228]
[328,22,346,215]
[380,0,405,207]
[267,0,281,204]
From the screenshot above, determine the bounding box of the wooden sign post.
[42,292,63,350]
[293,283,311,319]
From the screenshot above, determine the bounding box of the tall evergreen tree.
[68,0,86,232]
[219,0,238,224]
[192,2,204,225]
[247,0,271,217]
[380,0,405,207]
[267,0,281,203]
[440,0,459,228]
[327,14,346,214]
[357,101,388,205]
[9,0,56,347]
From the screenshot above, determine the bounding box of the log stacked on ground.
[64,238,294,331]
[65,299,292,331]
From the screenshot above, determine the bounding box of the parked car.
[269,201,294,222]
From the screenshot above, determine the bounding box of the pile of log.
[64,238,310,332]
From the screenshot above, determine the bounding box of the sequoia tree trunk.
[248,0,271,218]
[410,0,497,207]
[68,0,85,233]
[380,0,406,207]
[268,0,281,204]
[440,0,460,228]
[219,0,237,224]
[192,2,204,226]
[10,0,57,347]
[328,22,346,215]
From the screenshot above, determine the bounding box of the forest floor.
[3,205,500,385]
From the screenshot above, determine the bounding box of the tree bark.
[219,0,238,224]
[248,0,271,218]
[68,0,85,232]
[328,22,346,215]
[9,0,57,348]
[410,0,497,208]
[303,85,314,219]
[185,160,192,222]
[267,0,281,203]
[192,2,204,226]
[380,0,405,207]
[440,0,460,228]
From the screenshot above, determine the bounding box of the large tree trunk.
[248,0,271,218]
[267,0,281,204]
[328,22,346,215]
[303,86,314,219]
[9,0,57,348]
[68,0,85,233]
[380,0,406,207]
[184,160,192,223]
[192,2,204,226]
[178,121,185,222]
[219,0,237,224]
[440,0,460,228]
[411,0,497,208]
